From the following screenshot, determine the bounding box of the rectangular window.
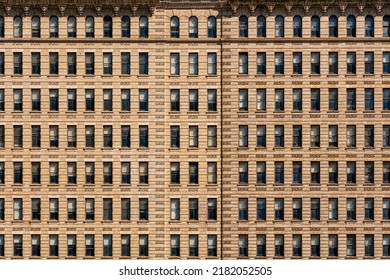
[207,235,217,257]
[328,198,338,220]
[346,161,356,183]
[207,162,217,184]
[384,125,390,147]
[311,161,320,183]
[365,52,374,74]
[275,89,284,111]
[0,53,4,75]
[31,235,40,257]
[257,89,266,110]
[292,162,302,184]
[346,125,356,147]
[67,235,77,256]
[14,162,23,184]
[257,198,266,220]
[49,162,58,184]
[385,89,390,110]
[328,125,338,147]
[189,162,198,184]
[121,52,130,75]
[257,125,266,147]
[139,89,148,111]
[275,198,284,220]
[170,235,180,257]
[0,89,4,111]
[49,235,58,257]
[67,125,76,148]
[275,161,284,184]
[275,235,284,257]
[103,198,113,220]
[85,89,94,111]
[170,126,180,148]
[329,52,338,74]
[189,198,198,220]
[189,89,198,111]
[103,163,113,184]
[171,89,180,111]
[208,198,217,220]
[13,89,23,111]
[0,127,3,149]
[239,89,248,111]
[207,89,217,111]
[170,162,180,184]
[239,52,248,74]
[49,52,58,75]
[121,235,131,257]
[189,235,199,257]
[293,52,302,74]
[31,52,41,75]
[103,125,112,148]
[103,235,112,257]
[85,198,94,220]
[384,52,390,74]
[121,89,130,111]
[311,52,320,74]
[121,162,131,184]
[49,89,59,111]
[275,125,284,147]
[275,52,284,74]
[346,52,356,74]
[31,198,40,220]
[85,53,94,75]
[347,88,356,110]
[329,235,338,257]
[365,198,374,220]
[293,235,302,257]
[0,162,3,184]
[383,235,390,256]
[310,88,320,111]
[189,126,198,148]
[170,53,180,75]
[328,161,338,183]
[139,53,148,75]
[13,52,22,74]
[365,235,374,257]
[239,162,248,184]
[328,88,338,111]
[139,162,148,184]
[31,125,40,148]
[207,53,217,75]
[67,53,76,75]
[311,235,320,257]
[67,89,77,111]
[139,125,149,148]
[139,198,148,220]
[239,125,248,147]
[31,89,41,111]
[238,198,248,220]
[13,198,22,220]
[103,89,112,111]
[67,162,77,184]
[311,198,320,220]
[85,235,94,257]
[383,199,390,220]
[257,52,266,74]
[365,125,375,147]
[67,198,76,220]
[85,125,95,148]
[85,162,95,184]
[49,198,59,220]
[239,235,248,257]
[120,125,130,148]
[347,235,356,256]
[13,125,23,148]
[189,53,198,75]
[256,162,266,184]
[347,198,356,220]
[293,125,302,147]
[293,89,302,111]
[170,198,180,220]
[293,198,302,220]
[139,235,148,256]
[365,161,375,184]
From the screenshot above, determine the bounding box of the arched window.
[311,16,320,37]
[0,16,4,38]
[103,16,112,38]
[67,16,76,38]
[329,16,338,37]
[384,16,390,37]
[275,16,284,37]
[239,16,248,37]
[208,16,217,38]
[139,16,148,38]
[170,16,179,38]
[293,16,302,37]
[85,16,94,38]
[121,16,130,38]
[347,15,356,37]
[49,16,58,38]
[13,16,22,38]
[365,16,374,37]
[189,16,198,38]
[31,16,40,38]
[257,16,266,37]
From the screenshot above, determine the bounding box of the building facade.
[0,0,389,259]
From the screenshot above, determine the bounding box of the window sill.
[83,75,95,78]
[137,111,149,114]
[101,148,113,150]
[137,184,149,187]
[327,146,339,150]
[206,74,217,78]
[187,147,199,151]
[291,147,303,150]
[187,184,199,187]
[364,74,375,77]
[205,111,218,114]
[47,74,59,78]
[169,183,181,187]
[169,220,181,223]
[345,183,356,186]
[345,110,357,113]
[137,220,149,223]
[11,75,23,78]
[273,74,284,77]
[327,110,339,113]
[169,75,181,78]
[65,111,77,114]
[308,146,320,150]
[237,74,249,78]
[137,75,149,78]
[309,74,321,77]
[137,147,149,151]
[169,147,181,151]
[237,110,249,114]
[327,74,339,77]
[206,147,218,151]
[119,75,131,78]
[291,110,302,113]
[272,110,285,113]
[291,74,303,77]
[65,75,77,78]
[187,111,199,114]
[29,74,42,78]
[345,74,357,77]
[237,147,249,150]
[101,74,113,78]
[187,220,199,223]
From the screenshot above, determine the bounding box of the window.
[139,53,148,75]
[275,161,284,184]
[383,235,390,256]
[208,16,217,38]
[168,89,180,111]
[328,88,338,111]
[139,89,148,111]
[67,16,76,38]
[365,161,375,184]
[311,161,320,183]
[311,235,320,257]
[239,16,248,37]
[121,163,131,184]
[0,53,3,75]
[238,235,248,257]
[328,161,338,183]
[365,16,374,37]
[0,163,4,184]
[121,53,130,75]
[345,125,356,148]
[170,53,180,75]
[66,162,77,184]
[49,235,58,257]
[189,235,199,257]
[275,89,284,111]
[31,198,40,220]
[49,162,59,184]
[347,235,356,257]
[102,53,113,75]
[311,52,320,74]
[293,16,302,37]
[328,52,338,74]
[30,89,41,111]
[49,125,59,148]
[275,53,284,74]
[239,125,248,147]
[103,235,112,257]
[385,89,390,110]
[67,235,77,256]
[208,198,217,220]
[85,16,94,38]
[85,198,94,220]
[293,198,302,220]
[170,235,180,257]
[67,125,76,148]
[121,89,130,111]
[328,198,338,220]
[293,125,302,147]
[208,53,217,75]
[311,16,320,37]
[292,53,302,74]
[13,89,22,111]
[31,235,40,257]
[67,53,76,75]
[139,16,148,38]
[139,235,148,256]
[49,52,58,75]
[170,16,179,38]
[239,162,248,184]
[139,125,149,148]
[365,235,374,257]
[49,16,58,38]
[208,235,217,257]
[103,89,112,111]
[189,53,198,75]
[384,125,390,147]
[103,125,112,148]
[31,125,41,147]
[189,17,198,38]
[346,161,356,184]
[85,52,94,75]
[365,52,374,74]
[257,198,266,220]
[13,125,23,148]
[347,15,356,37]
[311,198,320,220]
[103,198,113,220]
[13,198,22,220]
[385,16,390,37]
[189,89,198,111]
[49,198,59,220]
[189,126,198,148]
[122,16,130,38]
[328,125,338,147]
[121,235,131,257]
[13,52,22,74]
[275,198,284,220]
[208,89,217,111]
[207,162,217,184]
[238,198,248,220]
[121,126,130,148]
[384,52,390,74]
[31,52,41,75]
[275,235,284,257]
[170,162,180,184]
[189,162,198,184]
[257,161,266,184]
[13,17,22,38]
[347,52,356,74]
[292,89,302,111]
[257,52,266,74]
[103,163,113,184]
[347,198,356,220]
[0,17,3,38]
[257,16,266,37]
[293,235,302,257]
[292,162,302,184]
[275,125,284,147]
[85,235,94,257]
[189,198,198,220]
[365,198,374,220]
[347,89,356,110]
[239,52,248,74]
[275,16,284,37]
[139,162,148,184]
[238,89,248,111]
[171,198,180,220]
[329,16,338,37]
[103,16,112,38]
[85,162,95,184]
[85,89,94,111]
[365,125,375,147]
[384,199,390,220]
[67,198,76,220]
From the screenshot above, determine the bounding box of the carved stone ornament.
[131,5,138,16]
[5,6,12,16]
[285,4,293,14]
[95,5,102,16]
[321,4,328,14]
[267,4,275,14]
[375,3,384,15]
[339,3,347,14]
[23,5,30,16]
[113,6,120,16]
[77,5,84,16]
[58,5,66,16]
[357,3,365,14]
[303,4,311,13]
[248,3,257,15]
[149,5,156,15]
[41,6,48,16]
[230,3,239,15]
